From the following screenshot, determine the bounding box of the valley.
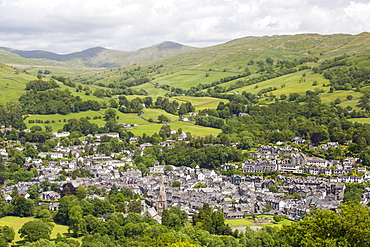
[1,32,370,246]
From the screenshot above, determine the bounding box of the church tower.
[156,176,167,216]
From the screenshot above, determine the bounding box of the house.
[38,152,64,159]
[278,164,299,173]
[225,212,244,219]
[320,142,339,149]
[0,149,8,156]
[306,157,328,167]
[32,158,43,164]
[129,136,140,143]
[221,163,239,171]
[52,131,70,138]
[292,137,305,145]
[40,191,61,201]
[150,165,166,175]
[95,133,120,139]
[178,132,187,141]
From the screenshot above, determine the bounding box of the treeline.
[324,66,370,90]
[93,83,148,96]
[313,53,350,72]
[159,143,244,169]
[19,89,107,115]
[25,79,60,91]
[52,75,76,88]
[117,96,195,116]
[0,101,25,129]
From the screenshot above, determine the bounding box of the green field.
[129,121,222,137]
[25,110,106,131]
[142,108,179,122]
[348,118,370,124]
[0,64,36,104]
[229,70,330,96]
[0,216,70,244]
[130,123,162,136]
[131,83,168,96]
[154,69,238,90]
[174,96,229,110]
[225,218,254,227]
[117,112,148,125]
[167,121,222,136]
[320,91,363,105]
[226,214,293,229]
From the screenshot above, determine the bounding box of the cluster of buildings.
[242,145,366,180]
[1,132,370,222]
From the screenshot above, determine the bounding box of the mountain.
[142,32,370,73]
[0,41,197,68]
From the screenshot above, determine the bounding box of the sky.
[0,0,369,54]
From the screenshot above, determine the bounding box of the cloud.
[0,0,368,53]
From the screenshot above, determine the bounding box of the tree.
[27,184,40,200]
[158,114,171,123]
[193,183,206,189]
[162,207,188,230]
[0,226,15,243]
[273,215,282,223]
[18,220,54,242]
[60,183,76,197]
[34,209,53,222]
[0,237,7,247]
[128,199,142,213]
[13,196,35,217]
[280,203,370,247]
[172,181,181,187]
[68,205,86,237]
[104,108,117,121]
[23,239,58,247]
[75,185,88,200]
[54,196,79,224]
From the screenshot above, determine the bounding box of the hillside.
[0,41,197,68]
[1,33,370,136]
[68,33,370,104]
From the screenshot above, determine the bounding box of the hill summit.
[0,41,197,68]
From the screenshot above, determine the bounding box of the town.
[1,128,369,225]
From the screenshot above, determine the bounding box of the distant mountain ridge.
[0,41,197,68]
[1,33,370,69]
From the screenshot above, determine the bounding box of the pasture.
[25,110,106,131]
[0,216,69,244]
[229,70,330,97]
[226,214,293,230]
[167,121,222,136]
[142,108,179,122]
[154,69,238,90]
[347,118,370,125]
[174,96,228,110]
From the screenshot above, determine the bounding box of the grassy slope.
[226,215,293,228]
[26,110,106,131]
[142,108,178,122]
[0,64,36,104]
[173,96,229,110]
[0,216,70,244]
[3,33,370,136]
[130,121,222,137]
[348,118,370,124]
[154,69,238,89]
